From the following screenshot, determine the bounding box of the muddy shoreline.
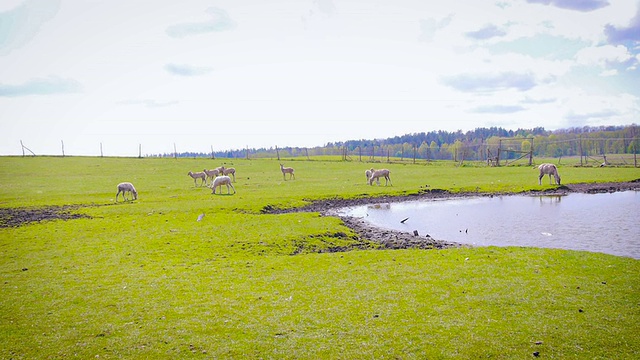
[2,181,638,251]
[265,180,640,250]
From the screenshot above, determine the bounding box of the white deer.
[211,176,236,195]
[538,163,561,185]
[369,169,392,186]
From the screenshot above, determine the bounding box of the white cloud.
[314,0,336,16]
[465,24,507,40]
[165,64,213,77]
[565,109,619,122]
[599,69,618,77]
[576,45,633,67]
[525,0,610,12]
[470,105,526,114]
[604,5,640,44]
[419,15,453,42]
[559,91,638,127]
[442,72,537,93]
[166,7,236,38]
[0,0,61,55]
[118,99,179,108]
[0,76,81,97]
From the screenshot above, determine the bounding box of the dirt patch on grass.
[0,205,90,228]
[263,180,640,251]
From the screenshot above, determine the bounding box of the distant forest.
[151,125,639,162]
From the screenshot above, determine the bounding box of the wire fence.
[18,137,640,167]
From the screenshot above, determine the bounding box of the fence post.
[579,136,583,166]
[634,137,638,167]
[20,141,35,156]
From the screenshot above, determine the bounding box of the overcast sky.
[1,0,639,156]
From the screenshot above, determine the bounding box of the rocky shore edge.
[265,180,640,250]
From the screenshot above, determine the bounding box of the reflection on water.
[339,191,640,259]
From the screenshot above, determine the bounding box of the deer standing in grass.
[538,163,561,185]
[280,164,295,180]
[368,169,392,186]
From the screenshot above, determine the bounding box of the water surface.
[339,191,640,259]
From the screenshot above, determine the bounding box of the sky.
[0,0,639,156]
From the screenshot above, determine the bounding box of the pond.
[338,191,640,259]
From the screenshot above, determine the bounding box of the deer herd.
[117,162,563,200]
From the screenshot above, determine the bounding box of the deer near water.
[538,163,561,185]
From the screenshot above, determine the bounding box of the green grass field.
[1,156,639,359]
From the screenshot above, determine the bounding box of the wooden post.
[578,136,583,166]
[61,140,65,157]
[20,141,35,156]
[453,144,457,163]
[211,145,215,159]
[497,139,502,166]
[100,143,103,157]
[276,146,280,161]
[528,137,533,166]
[633,138,638,167]
[305,148,309,160]
[173,143,177,159]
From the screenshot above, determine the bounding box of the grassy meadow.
[1,156,639,359]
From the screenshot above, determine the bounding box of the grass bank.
[1,156,639,358]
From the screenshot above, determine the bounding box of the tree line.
[149,125,639,161]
